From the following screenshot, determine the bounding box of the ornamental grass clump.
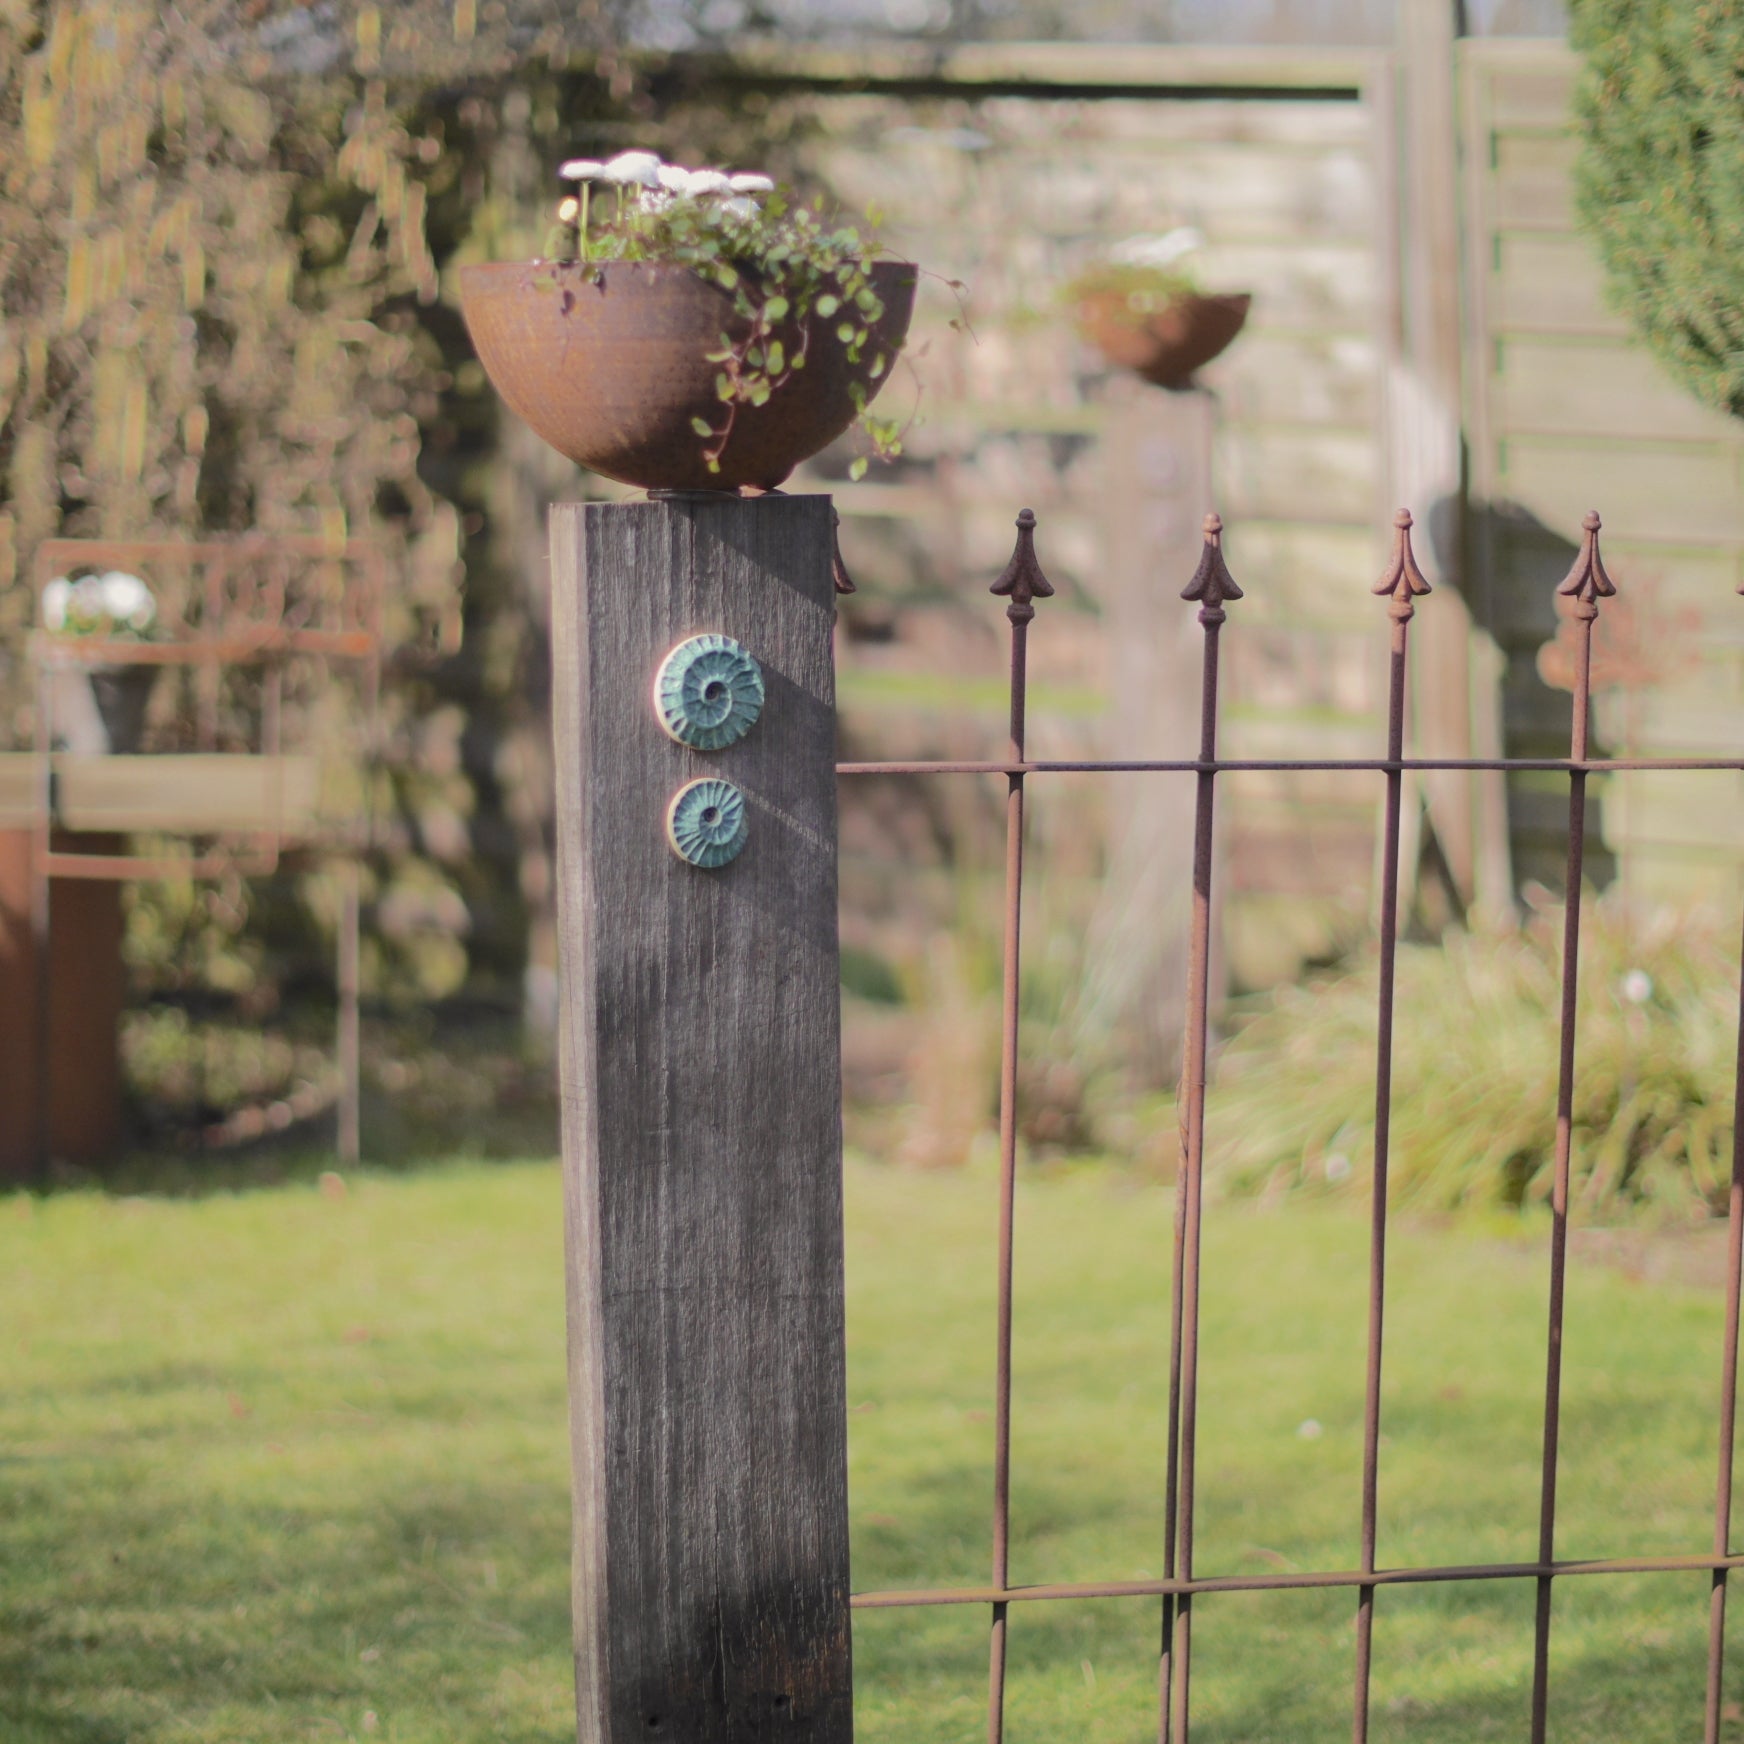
[543,150,904,478]
[1208,902,1741,1223]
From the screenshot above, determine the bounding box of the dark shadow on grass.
[24,1006,561,1202]
[0,1702,133,1744]
[0,1468,576,1744]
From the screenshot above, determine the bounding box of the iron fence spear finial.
[1180,511,1242,624]
[990,507,1055,625]
[1373,508,1432,622]
[1557,509,1616,620]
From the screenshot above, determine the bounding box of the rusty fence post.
[1352,510,1432,1744]
[549,493,852,1744]
[1529,510,1615,1744]
[1162,514,1242,1744]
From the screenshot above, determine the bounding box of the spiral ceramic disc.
[666,777,749,869]
[654,634,764,750]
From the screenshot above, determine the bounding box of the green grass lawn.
[3,1156,1741,1742]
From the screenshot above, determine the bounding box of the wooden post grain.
[550,494,852,1744]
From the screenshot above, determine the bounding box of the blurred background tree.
[0,1,844,1140]
[0,0,638,1028]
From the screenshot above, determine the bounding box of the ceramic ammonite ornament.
[654,633,764,750]
[666,777,749,869]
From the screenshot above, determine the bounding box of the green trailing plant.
[1059,228,1204,324]
[1571,0,1744,420]
[1208,902,1741,1223]
[540,151,907,478]
[1060,260,1201,322]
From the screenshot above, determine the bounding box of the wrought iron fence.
[835,505,1744,1744]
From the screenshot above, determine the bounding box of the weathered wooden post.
[549,492,852,1743]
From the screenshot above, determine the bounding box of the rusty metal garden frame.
[835,505,1744,1744]
[23,536,389,1175]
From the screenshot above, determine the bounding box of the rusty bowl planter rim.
[458,256,918,493]
[1073,286,1252,391]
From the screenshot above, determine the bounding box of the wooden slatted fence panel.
[1461,40,1744,904]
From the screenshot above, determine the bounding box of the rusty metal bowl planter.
[458,258,918,493]
[1074,288,1251,391]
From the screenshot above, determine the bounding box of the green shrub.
[1209,903,1740,1222]
[1571,0,1744,419]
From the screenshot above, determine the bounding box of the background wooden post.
[1392,0,1514,925]
[336,856,361,1166]
[549,494,852,1744]
[0,828,126,1183]
[1086,380,1215,1079]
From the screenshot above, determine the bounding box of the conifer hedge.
[1571,0,1744,420]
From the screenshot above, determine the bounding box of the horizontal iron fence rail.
[834,505,1744,1744]
[850,1550,1744,1607]
[839,756,1744,774]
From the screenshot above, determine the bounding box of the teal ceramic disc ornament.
[654,633,764,750]
[666,777,749,869]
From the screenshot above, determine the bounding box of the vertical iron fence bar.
[1160,1090,1189,1742]
[1166,515,1243,1744]
[1529,511,1614,1744]
[987,510,1053,1744]
[1703,899,1744,1742]
[1353,511,1432,1744]
[1705,569,1744,1735]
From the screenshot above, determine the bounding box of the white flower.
[99,570,154,629]
[557,196,580,222]
[558,158,604,181]
[728,172,775,194]
[1109,227,1204,271]
[716,195,757,221]
[599,150,663,186]
[72,574,108,619]
[1297,1419,1324,1441]
[41,576,71,630]
[655,166,736,198]
[1620,969,1654,1005]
